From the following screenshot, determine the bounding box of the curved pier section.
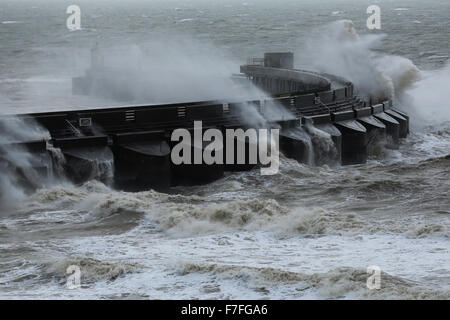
[1,52,410,189]
[241,67,331,97]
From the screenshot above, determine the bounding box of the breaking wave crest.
[296,20,421,103]
[14,179,447,239]
[41,256,140,284]
[178,263,450,299]
[19,182,368,237]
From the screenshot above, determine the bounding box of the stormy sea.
[0,0,449,299]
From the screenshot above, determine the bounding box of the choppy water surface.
[0,0,449,299]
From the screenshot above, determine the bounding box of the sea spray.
[399,62,450,127]
[295,20,421,103]
[91,158,115,187]
[76,38,269,105]
[0,117,51,210]
[304,122,339,166]
[47,146,67,181]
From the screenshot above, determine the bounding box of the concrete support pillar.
[373,113,400,149]
[334,120,368,165]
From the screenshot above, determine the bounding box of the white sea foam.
[1,21,23,24]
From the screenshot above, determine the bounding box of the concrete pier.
[1,52,410,189]
[112,131,171,191]
[355,106,387,154]
[302,117,342,166]
[334,120,368,165]
[384,103,409,138]
[170,139,225,186]
[222,124,259,172]
[372,104,400,149]
[52,136,113,184]
[279,126,313,165]
[308,123,342,166]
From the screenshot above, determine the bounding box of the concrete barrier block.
[372,104,384,114]
[355,107,372,118]
[332,110,355,122]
